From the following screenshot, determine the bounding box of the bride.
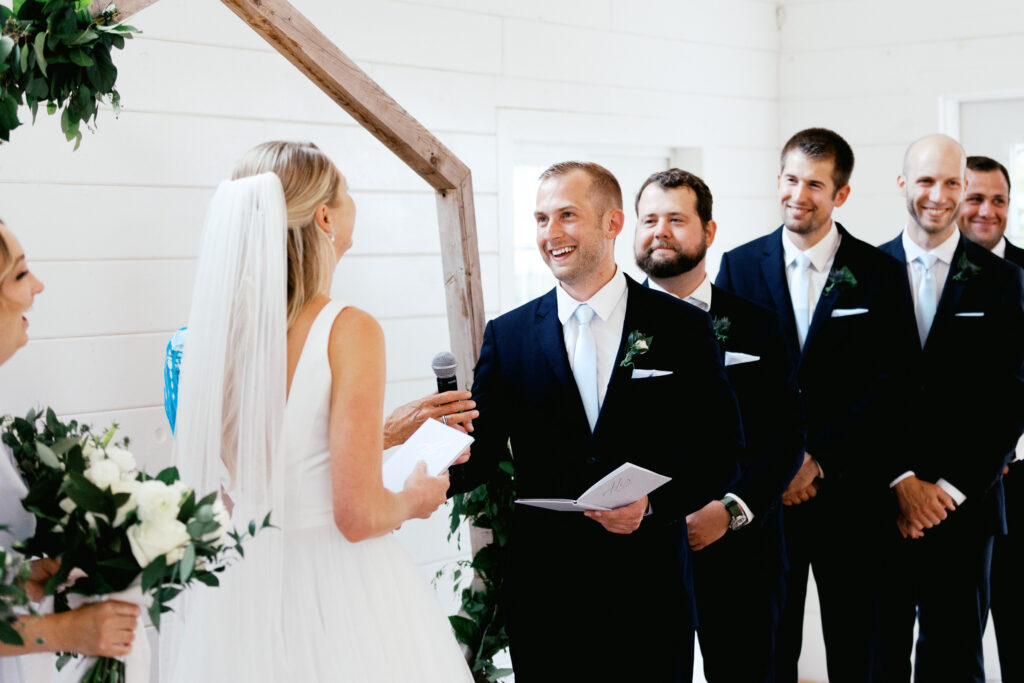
[168,142,473,682]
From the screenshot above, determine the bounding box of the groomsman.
[448,161,744,682]
[877,137,1024,683]
[957,155,1024,683]
[716,128,916,683]
[634,168,805,683]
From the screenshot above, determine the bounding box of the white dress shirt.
[781,221,841,325]
[890,228,967,504]
[647,274,755,524]
[901,228,958,314]
[556,268,628,411]
[992,236,1007,259]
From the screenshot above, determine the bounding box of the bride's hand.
[402,461,450,520]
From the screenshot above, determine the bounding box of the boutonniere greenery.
[712,316,731,343]
[823,265,857,296]
[951,253,982,282]
[619,330,653,368]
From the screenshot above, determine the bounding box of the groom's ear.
[605,208,625,240]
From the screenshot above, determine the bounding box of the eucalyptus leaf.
[33,31,47,76]
[178,543,196,583]
[0,35,15,63]
[35,440,61,468]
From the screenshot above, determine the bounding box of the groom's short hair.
[539,161,623,215]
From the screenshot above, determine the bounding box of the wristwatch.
[721,494,749,531]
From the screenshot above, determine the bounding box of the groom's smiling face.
[534,170,617,291]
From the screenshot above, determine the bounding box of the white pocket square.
[831,307,869,318]
[955,311,984,317]
[631,368,673,379]
[724,351,760,366]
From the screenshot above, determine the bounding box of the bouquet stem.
[82,656,125,683]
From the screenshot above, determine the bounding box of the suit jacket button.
[585,456,598,465]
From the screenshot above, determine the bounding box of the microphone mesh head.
[431,351,458,379]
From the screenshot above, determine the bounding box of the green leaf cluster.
[0,535,35,646]
[823,265,858,296]
[0,0,139,148]
[951,253,982,282]
[446,445,515,682]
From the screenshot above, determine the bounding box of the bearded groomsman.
[448,161,744,682]
[634,168,805,683]
[957,154,1024,683]
[876,136,1024,682]
[716,128,916,683]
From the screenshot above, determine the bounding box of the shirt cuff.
[805,452,824,478]
[1015,434,1024,463]
[724,492,754,525]
[936,478,967,506]
[890,471,915,488]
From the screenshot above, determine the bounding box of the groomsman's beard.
[636,238,706,278]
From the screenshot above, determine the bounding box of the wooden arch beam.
[97,0,486,385]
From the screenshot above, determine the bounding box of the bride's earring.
[330,231,336,243]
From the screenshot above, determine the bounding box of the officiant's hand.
[384,391,479,448]
[403,461,450,519]
[584,495,647,534]
[685,500,730,550]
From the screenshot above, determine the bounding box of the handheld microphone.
[431,351,459,394]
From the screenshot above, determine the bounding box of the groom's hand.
[584,496,647,534]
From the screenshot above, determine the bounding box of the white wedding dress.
[170,299,473,683]
[275,299,472,681]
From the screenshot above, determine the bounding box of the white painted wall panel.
[503,18,778,98]
[611,0,780,51]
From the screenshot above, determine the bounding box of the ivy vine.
[446,447,515,682]
[0,0,138,148]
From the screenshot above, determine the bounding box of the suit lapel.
[594,277,642,436]
[534,289,574,393]
[927,236,969,350]
[802,227,853,351]
[760,228,800,356]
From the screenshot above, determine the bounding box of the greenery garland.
[446,447,515,682]
[0,0,138,148]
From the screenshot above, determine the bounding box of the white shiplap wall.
[0,0,781,626]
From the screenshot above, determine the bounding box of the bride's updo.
[233,141,341,326]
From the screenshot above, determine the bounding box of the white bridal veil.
[166,173,289,681]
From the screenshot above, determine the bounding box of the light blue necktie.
[792,252,813,349]
[914,254,938,346]
[572,304,599,431]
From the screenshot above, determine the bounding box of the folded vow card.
[382,418,474,492]
[516,462,671,512]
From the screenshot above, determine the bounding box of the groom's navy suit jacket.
[717,224,916,492]
[879,233,1024,532]
[449,274,744,682]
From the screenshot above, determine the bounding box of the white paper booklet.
[515,462,671,512]
[382,418,474,492]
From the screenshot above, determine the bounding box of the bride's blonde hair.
[233,141,340,326]
[0,220,15,293]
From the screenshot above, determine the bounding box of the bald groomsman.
[717,128,916,683]
[957,154,1024,682]
[634,168,805,683]
[879,136,1024,683]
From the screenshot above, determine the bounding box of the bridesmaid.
[0,219,140,679]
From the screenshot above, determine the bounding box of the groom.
[448,161,744,682]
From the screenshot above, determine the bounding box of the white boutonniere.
[619,330,653,368]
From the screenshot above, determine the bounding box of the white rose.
[111,479,141,527]
[636,340,649,350]
[135,480,184,523]
[126,518,190,568]
[85,458,121,490]
[104,446,136,474]
[82,440,100,461]
[59,498,77,515]
[201,500,231,548]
